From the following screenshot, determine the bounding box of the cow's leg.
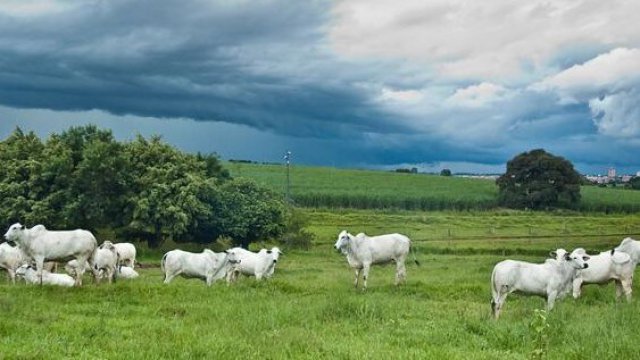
[492,285,509,320]
[362,263,371,291]
[546,290,558,311]
[572,277,583,299]
[622,278,633,302]
[615,280,624,301]
[164,270,178,284]
[33,256,45,286]
[8,269,16,284]
[353,268,360,289]
[395,260,407,286]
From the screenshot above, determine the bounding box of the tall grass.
[228,162,640,212]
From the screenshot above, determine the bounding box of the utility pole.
[284,150,292,203]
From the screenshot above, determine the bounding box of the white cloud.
[447,82,508,108]
[532,47,640,101]
[589,90,640,139]
[0,0,74,17]
[378,87,424,103]
[329,0,640,80]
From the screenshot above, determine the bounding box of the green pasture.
[2,244,640,359]
[227,162,640,212]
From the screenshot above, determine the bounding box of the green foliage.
[212,178,287,248]
[0,126,285,248]
[497,149,582,210]
[279,208,315,250]
[440,168,452,176]
[530,309,550,359]
[630,177,640,190]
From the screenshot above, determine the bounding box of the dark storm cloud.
[0,0,407,138]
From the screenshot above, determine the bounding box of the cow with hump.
[161,249,238,286]
[3,223,97,286]
[334,230,418,290]
[225,246,282,282]
[491,248,589,319]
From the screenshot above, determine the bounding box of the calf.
[65,259,92,278]
[117,266,139,279]
[161,249,236,286]
[226,247,282,282]
[16,264,75,287]
[572,248,634,301]
[491,249,589,319]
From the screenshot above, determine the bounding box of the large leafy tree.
[496,149,582,210]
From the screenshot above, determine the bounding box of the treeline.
[0,126,289,248]
[292,193,498,211]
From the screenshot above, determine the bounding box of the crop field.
[227,162,640,212]
[2,243,640,359]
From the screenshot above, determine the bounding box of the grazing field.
[227,162,640,212]
[2,244,640,359]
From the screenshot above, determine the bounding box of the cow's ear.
[583,256,590,261]
[564,253,571,261]
[549,251,557,258]
[20,224,25,230]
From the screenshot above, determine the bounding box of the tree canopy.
[496,149,581,210]
[0,126,286,248]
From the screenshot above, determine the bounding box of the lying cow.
[226,247,282,282]
[16,264,75,287]
[161,249,237,286]
[117,266,139,279]
[93,241,119,284]
[491,249,589,319]
[334,230,418,290]
[3,223,97,286]
[571,248,634,301]
[0,242,26,284]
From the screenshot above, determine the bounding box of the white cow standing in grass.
[226,247,282,282]
[491,248,589,319]
[161,249,237,286]
[616,237,640,264]
[112,242,137,269]
[93,241,119,284]
[0,242,26,284]
[571,248,635,301]
[334,230,418,290]
[16,264,75,287]
[3,223,97,286]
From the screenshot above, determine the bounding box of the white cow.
[64,259,92,278]
[334,230,418,290]
[117,266,139,279]
[0,242,26,284]
[16,264,75,287]
[161,249,237,286]
[616,237,640,264]
[92,241,119,284]
[491,249,590,319]
[111,242,136,268]
[226,247,282,282]
[3,223,97,286]
[571,248,635,301]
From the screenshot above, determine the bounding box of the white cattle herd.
[2,222,640,320]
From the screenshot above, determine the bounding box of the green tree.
[630,176,640,190]
[440,168,452,176]
[212,178,287,248]
[496,149,581,210]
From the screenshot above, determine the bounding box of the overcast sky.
[1,0,639,174]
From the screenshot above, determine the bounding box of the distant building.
[637,171,640,177]
[608,167,616,178]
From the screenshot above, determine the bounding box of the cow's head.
[549,248,568,261]
[224,249,241,265]
[565,249,590,269]
[3,223,25,245]
[267,247,283,263]
[334,230,351,253]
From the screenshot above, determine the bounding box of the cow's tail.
[410,241,420,266]
[160,253,168,275]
